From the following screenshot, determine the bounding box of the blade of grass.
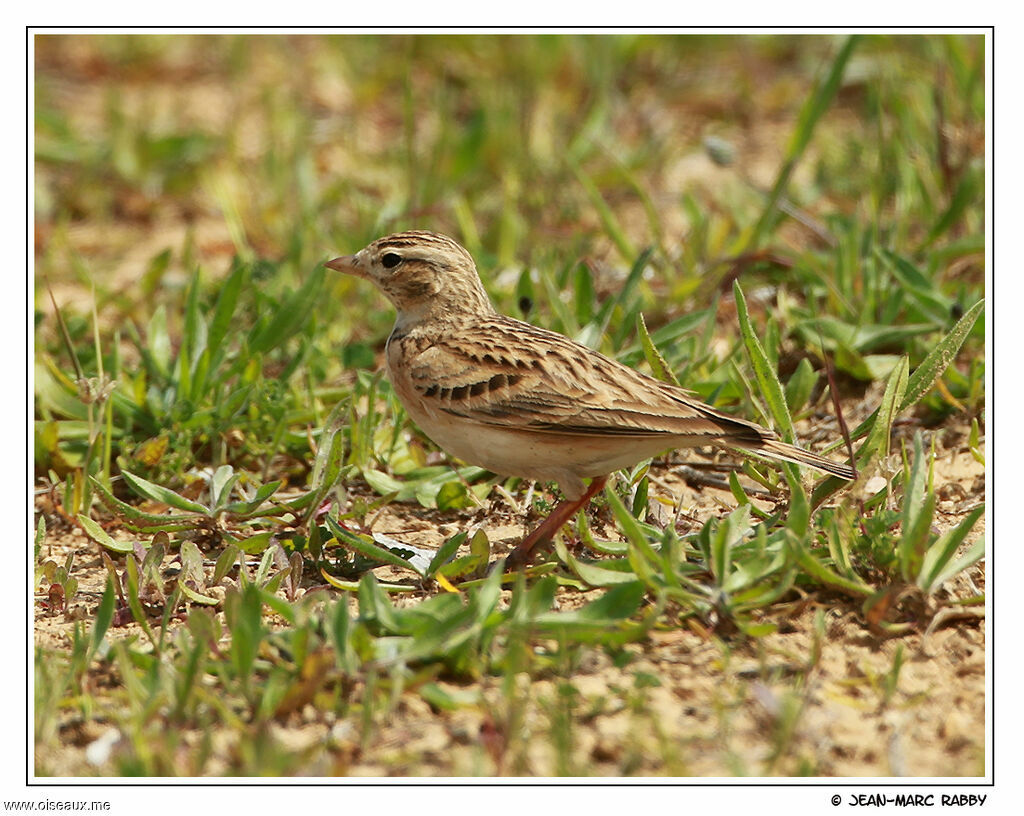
[733,281,795,440]
[742,35,859,253]
[636,313,681,387]
[76,514,134,554]
[324,515,425,578]
[918,505,985,594]
[568,159,637,261]
[121,470,210,514]
[829,299,983,450]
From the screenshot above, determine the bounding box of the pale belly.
[398,391,676,500]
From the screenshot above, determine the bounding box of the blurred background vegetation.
[34,33,984,488]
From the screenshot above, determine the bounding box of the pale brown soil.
[34,423,986,778]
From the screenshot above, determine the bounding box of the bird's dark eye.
[381,252,402,269]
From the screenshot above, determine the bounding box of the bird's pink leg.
[505,476,608,569]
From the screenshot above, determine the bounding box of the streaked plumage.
[327,231,855,566]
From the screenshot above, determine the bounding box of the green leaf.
[540,580,646,623]
[324,515,425,577]
[918,506,985,594]
[926,537,985,594]
[876,248,953,325]
[800,317,935,354]
[146,305,171,377]
[329,597,357,673]
[357,572,403,632]
[310,402,348,492]
[213,544,241,585]
[179,540,206,588]
[320,570,419,593]
[77,514,134,553]
[618,308,711,367]
[140,248,172,299]
[555,539,639,587]
[734,281,795,440]
[784,357,817,414]
[568,159,637,261]
[743,35,859,252]
[788,534,872,599]
[178,581,220,606]
[208,260,247,356]
[236,530,275,555]
[362,468,406,497]
[836,299,983,450]
[140,535,166,590]
[89,476,197,531]
[229,582,265,685]
[124,556,156,646]
[209,465,239,511]
[604,483,660,566]
[121,470,210,514]
[468,528,490,562]
[222,480,284,517]
[785,468,810,537]
[861,356,909,462]
[920,165,982,249]
[710,504,752,586]
[437,553,487,581]
[89,577,116,660]
[435,480,471,511]
[249,264,325,354]
[636,313,681,386]
[252,546,277,587]
[426,532,466,578]
[899,432,933,582]
[899,299,984,414]
[178,270,208,403]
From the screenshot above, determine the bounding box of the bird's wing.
[397,316,772,446]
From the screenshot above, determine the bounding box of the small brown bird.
[327,231,855,567]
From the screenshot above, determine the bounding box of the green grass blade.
[76,514,134,554]
[919,166,983,250]
[554,539,638,588]
[121,470,210,514]
[787,534,872,599]
[636,313,681,386]
[90,476,198,528]
[604,483,660,566]
[426,531,466,578]
[898,299,984,413]
[568,159,637,261]
[834,300,983,449]
[918,505,985,594]
[926,537,985,595]
[744,35,859,252]
[899,433,932,582]
[249,263,325,354]
[88,576,116,660]
[178,270,207,403]
[860,356,909,463]
[595,246,654,339]
[324,515,426,577]
[222,480,284,517]
[733,281,795,440]
[208,259,247,354]
[124,556,157,647]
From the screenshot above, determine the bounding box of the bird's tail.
[736,438,857,480]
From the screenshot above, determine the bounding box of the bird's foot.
[504,476,608,570]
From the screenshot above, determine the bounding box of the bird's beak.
[325,254,363,277]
